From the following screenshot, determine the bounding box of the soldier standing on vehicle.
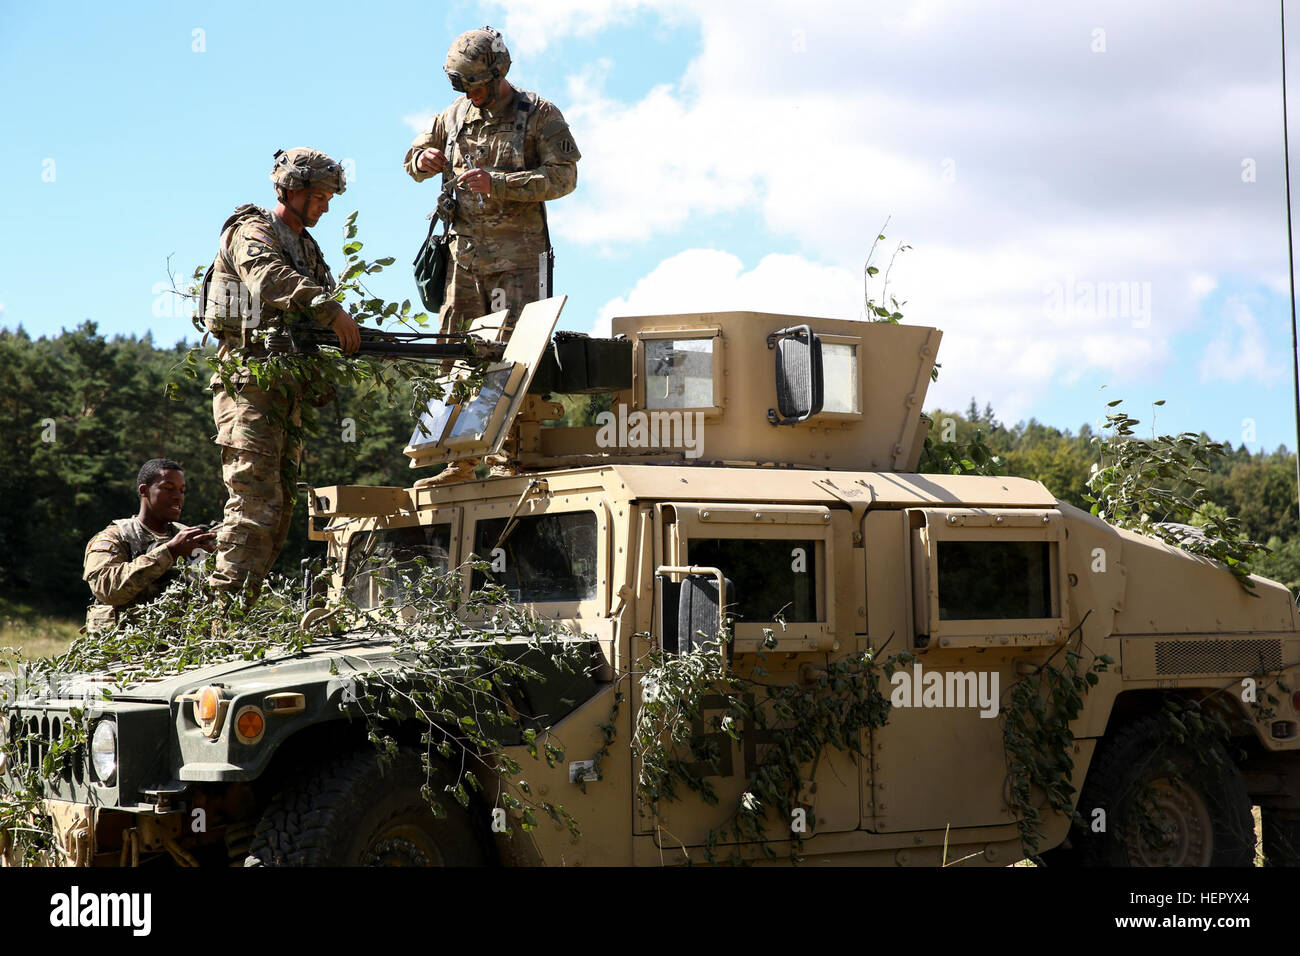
[83,459,216,634]
[403,25,581,483]
[200,148,360,600]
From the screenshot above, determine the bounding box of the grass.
[0,593,82,662]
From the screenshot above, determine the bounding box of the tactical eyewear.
[445,68,499,92]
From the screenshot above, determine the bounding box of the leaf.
[343,241,363,256]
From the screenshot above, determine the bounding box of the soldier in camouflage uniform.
[200,148,360,599]
[83,459,215,634]
[403,25,581,483]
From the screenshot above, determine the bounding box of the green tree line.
[924,399,1300,589]
[0,322,419,616]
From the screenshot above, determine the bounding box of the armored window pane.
[449,367,511,440]
[822,343,859,414]
[345,525,452,608]
[687,538,818,622]
[937,541,1053,620]
[471,512,598,603]
[644,339,713,409]
[409,397,455,448]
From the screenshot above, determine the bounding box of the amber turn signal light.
[234,706,265,745]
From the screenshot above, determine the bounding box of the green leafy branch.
[1086,399,1270,592]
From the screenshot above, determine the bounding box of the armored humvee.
[3,296,1299,867]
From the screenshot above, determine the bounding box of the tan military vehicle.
[4,297,1299,866]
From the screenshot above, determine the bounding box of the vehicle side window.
[345,525,451,607]
[687,538,818,622]
[471,512,598,603]
[937,541,1052,620]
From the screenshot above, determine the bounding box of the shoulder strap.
[111,518,156,560]
[515,92,551,251]
[200,205,265,322]
[442,98,473,187]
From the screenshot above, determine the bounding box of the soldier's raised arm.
[83,528,176,607]
[404,111,451,183]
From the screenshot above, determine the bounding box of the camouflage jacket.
[83,518,185,632]
[403,87,580,274]
[201,204,336,340]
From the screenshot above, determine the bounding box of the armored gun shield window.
[408,395,455,449]
[448,366,512,442]
[345,525,452,608]
[644,338,714,409]
[822,342,860,414]
[471,512,598,604]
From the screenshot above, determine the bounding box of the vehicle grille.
[3,710,86,785]
[1154,638,1283,676]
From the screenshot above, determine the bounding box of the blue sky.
[3,0,1300,453]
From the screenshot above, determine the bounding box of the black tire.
[1262,808,1300,866]
[244,747,489,867]
[1069,714,1254,866]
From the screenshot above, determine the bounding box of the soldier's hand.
[417,148,447,174]
[330,305,361,355]
[167,526,217,559]
[458,168,491,195]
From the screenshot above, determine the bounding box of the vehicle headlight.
[91,719,117,785]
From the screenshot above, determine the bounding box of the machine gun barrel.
[266,323,505,363]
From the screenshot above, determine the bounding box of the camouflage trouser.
[439,257,541,343]
[209,381,300,595]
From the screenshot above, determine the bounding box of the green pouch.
[414,215,450,313]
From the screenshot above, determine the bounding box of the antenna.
[1284,0,1300,533]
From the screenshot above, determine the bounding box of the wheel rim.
[1122,776,1213,866]
[361,823,444,867]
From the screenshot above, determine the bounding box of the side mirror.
[767,325,824,425]
[656,567,736,664]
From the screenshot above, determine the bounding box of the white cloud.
[486,0,686,55]
[1198,296,1282,384]
[559,69,761,243]
[490,0,1292,423]
[403,110,437,134]
[593,249,862,335]
[1189,274,1217,300]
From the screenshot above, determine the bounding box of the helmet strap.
[283,182,313,230]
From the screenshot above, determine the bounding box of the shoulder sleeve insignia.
[246,242,266,257]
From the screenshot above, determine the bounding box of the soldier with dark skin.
[83,459,216,634]
[404,25,581,483]
[200,148,360,601]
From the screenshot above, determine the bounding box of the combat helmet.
[269,147,347,200]
[445,26,511,96]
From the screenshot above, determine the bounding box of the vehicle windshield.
[345,525,452,608]
[471,512,598,604]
